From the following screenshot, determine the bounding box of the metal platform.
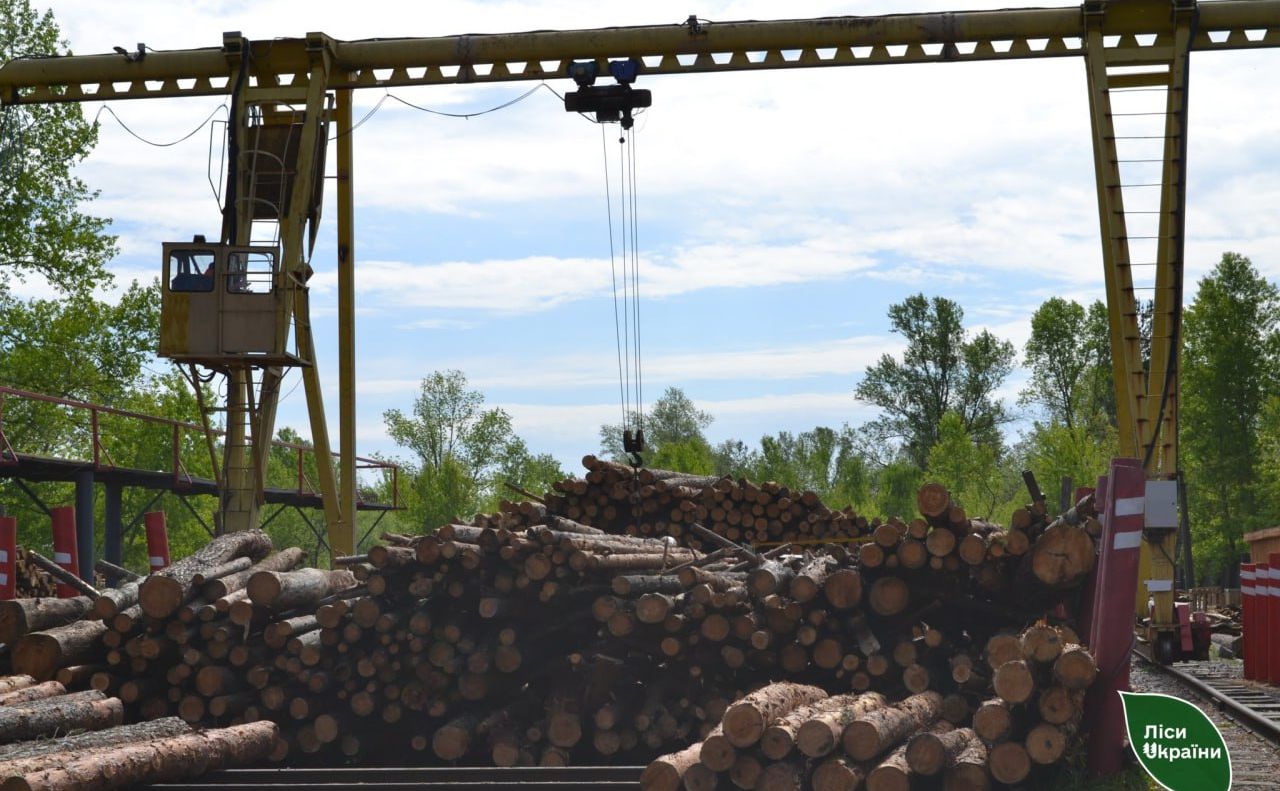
[145,766,643,790]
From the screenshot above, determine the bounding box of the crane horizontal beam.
[1,1,1277,105]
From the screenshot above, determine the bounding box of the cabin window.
[226,250,275,294]
[168,250,215,292]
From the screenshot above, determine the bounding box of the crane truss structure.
[0,1,1276,634]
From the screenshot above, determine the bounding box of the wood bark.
[139,531,273,618]
[0,598,93,645]
[0,692,122,744]
[247,568,356,610]
[13,620,108,681]
[203,548,306,601]
[722,682,829,748]
[842,691,942,761]
[3,720,277,791]
[639,741,701,791]
[907,726,977,776]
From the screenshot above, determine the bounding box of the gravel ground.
[1129,658,1279,788]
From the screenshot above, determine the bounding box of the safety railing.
[0,384,399,509]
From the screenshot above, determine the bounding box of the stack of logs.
[502,457,874,550]
[14,550,56,599]
[0,674,275,790]
[0,474,1102,789]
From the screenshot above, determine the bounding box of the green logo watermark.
[1119,691,1231,791]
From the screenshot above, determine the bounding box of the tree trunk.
[4,720,277,791]
[795,692,888,758]
[203,548,307,601]
[843,691,942,761]
[0,691,122,743]
[992,660,1035,704]
[972,698,1014,744]
[13,620,108,681]
[0,681,65,706]
[987,741,1031,784]
[868,577,909,617]
[944,737,990,791]
[866,721,952,791]
[247,568,356,610]
[139,531,273,618]
[907,726,977,776]
[0,598,93,645]
[1052,644,1097,690]
[1028,523,1095,588]
[722,682,829,748]
[811,756,866,791]
[822,569,862,610]
[640,742,701,791]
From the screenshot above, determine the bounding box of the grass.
[1038,746,1157,790]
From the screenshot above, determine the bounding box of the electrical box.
[1144,479,1179,530]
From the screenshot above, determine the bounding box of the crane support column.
[336,85,358,557]
[1083,0,1194,646]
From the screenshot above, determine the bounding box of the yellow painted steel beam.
[336,86,358,558]
[2,2,1278,104]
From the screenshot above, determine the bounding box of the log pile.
[488,457,875,550]
[0,478,1102,788]
[13,550,56,600]
[0,700,276,791]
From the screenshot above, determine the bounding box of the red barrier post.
[1086,458,1145,777]
[0,516,15,600]
[50,506,79,598]
[144,512,170,573]
[1242,563,1255,679]
[1264,550,1274,680]
[1078,474,1110,649]
[1259,562,1271,683]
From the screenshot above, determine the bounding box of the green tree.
[855,294,1015,468]
[873,458,923,520]
[599,386,713,462]
[1081,300,1117,426]
[925,411,1004,519]
[1182,253,1280,579]
[1,0,116,294]
[1021,297,1089,428]
[385,370,561,530]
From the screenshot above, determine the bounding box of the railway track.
[1132,647,1280,744]
[145,766,643,790]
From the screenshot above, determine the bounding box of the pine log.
[0,598,93,645]
[987,741,1031,784]
[0,679,35,697]
[1052,644,1097,690]
[2,720,277,791]
[722,682,829,748]
[640,741,701,791]
[757,761,802,791]
[795,692,888,758]
[1038,686,1083,725]
[1020,624,1063,664]
[943,737,990,791]
[843,691,942,761]
[811,756,866,791]
[139,531,273,618]
[822,569,862,610]
[13,620,108,681]
[983,633,1022,670]
[0,681,65,706]
[203,548,306,601]
[992,660,1035,704]
[247,568,356,610]
[1028,522,1095,588]
[1025,718,1078,765]
[907,726,977,776]
[972,698,1013,744]
[867,721,951,791]
[790,556,836,604]
[0,692,122,743]
[729,753,762,790]
[868,577,909,617]
[699,722,736,772]
[0,716,188,763]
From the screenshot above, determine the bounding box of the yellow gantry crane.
[1,0,1276,651]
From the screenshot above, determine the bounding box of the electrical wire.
[385,82,554,119]
[601,124,628,430]
[92,103,228,147]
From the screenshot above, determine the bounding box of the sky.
[13,0,1280,474]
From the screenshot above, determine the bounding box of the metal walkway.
[146,766,643,790]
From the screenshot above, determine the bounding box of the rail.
[1132,647,1280,744]
[0,385,399,509]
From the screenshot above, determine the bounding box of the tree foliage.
[385,370,563,530]
[855,294,1015,468]
[599,386,713,468]
[926,412,1004,519]
[1181,253,1280,579]
[0,0,116,293]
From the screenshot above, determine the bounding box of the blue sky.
[19,1,1280,473]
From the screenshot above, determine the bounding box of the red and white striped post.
[1254,558,1264,680]
[144,511,170,573]
[1264,550,1274,680]
[1242,562,1256,680]
[50,506,80,598]
[0,515,15,600]
[1086,457,1146,777]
